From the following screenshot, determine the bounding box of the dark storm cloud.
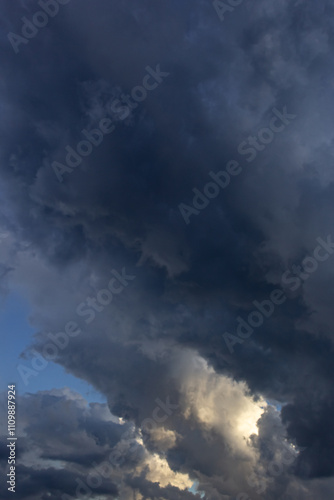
[0,389,122,499]
[0,464,118,500]
[1,0,334,497]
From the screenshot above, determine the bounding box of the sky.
[1,0,334,499]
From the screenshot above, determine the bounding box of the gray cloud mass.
[1,0,334,498]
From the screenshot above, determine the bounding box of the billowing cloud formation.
[1,0,334,498]
[0,376,290,499]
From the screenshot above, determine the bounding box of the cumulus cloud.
[1,0,334,498]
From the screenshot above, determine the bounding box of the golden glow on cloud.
[144,453,193,489]
[132,435,193,490]
[175,352,267,457]
[148,427,179,451]
[235,404,264,439]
